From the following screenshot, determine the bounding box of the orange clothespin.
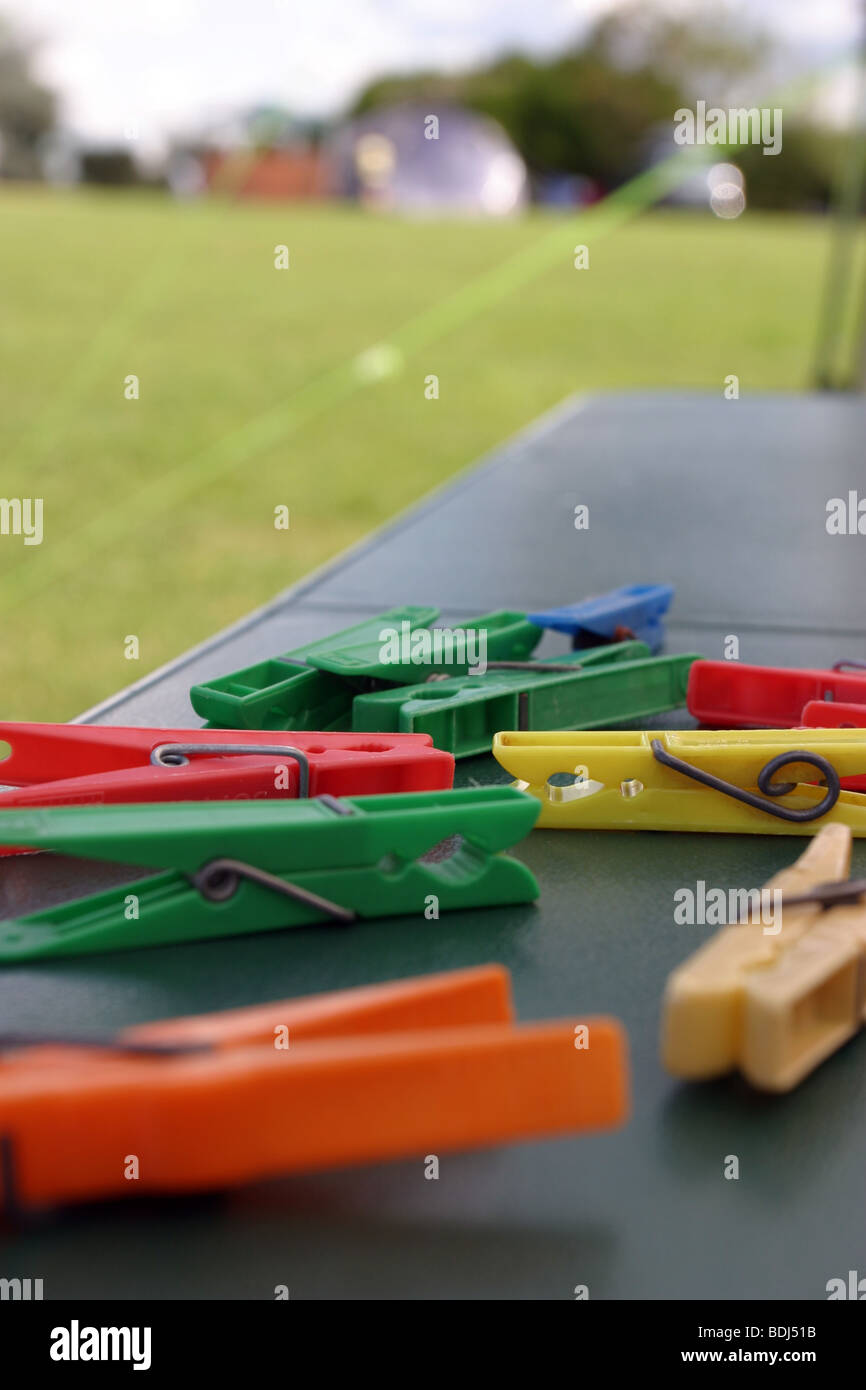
[0,966,629,1214]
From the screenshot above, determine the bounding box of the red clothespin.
[802,700,866,729]
[0,723,454,855]
[801,700,866,790]
[687,661,866,729]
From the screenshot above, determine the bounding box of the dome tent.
[327,102,527,216]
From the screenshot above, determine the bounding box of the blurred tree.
[735,126,845,210]
[351,3,839,205]
[354,48,683,188]
[0,16,56,178]
[587,2,769,101]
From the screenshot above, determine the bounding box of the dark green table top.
[3,391,866,1299]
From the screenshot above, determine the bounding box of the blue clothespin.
[528,584,674,655]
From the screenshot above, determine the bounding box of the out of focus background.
[1,0,865,719]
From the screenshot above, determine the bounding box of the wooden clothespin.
[662,824,866,1090]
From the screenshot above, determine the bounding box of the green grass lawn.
[0,188,840,719]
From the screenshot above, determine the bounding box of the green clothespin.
[189,606,439,730]
[352,648,700,759]
[315,610,542,683]
[189,607,541,729]
[0,787,540,960]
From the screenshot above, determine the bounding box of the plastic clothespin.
[188,606,541,731]
[0,724,455,809]
[0,724,454,858]
[799,703,866,792]
[189,606,441,730]
[527,584,674,654]
[802,699,866,729]
[311,609,542,683]
[0,965,629,1214]
[0,786,540,960]
[352,646,700,759]
[189,588,677,736]
[687,659,866,728]
[492,728,866,835]
[661,824,866,1091]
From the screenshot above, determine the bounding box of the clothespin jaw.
[687,659,866,729]
[0,966,629,1213]
[661,824,866,1091]
[492,728,866,835]
[528,584,674,654]
[188,606,440,729]
[0,787,540,960]
[0,724,454,816]
[353,648,697,758]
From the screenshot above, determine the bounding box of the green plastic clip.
[189,607,439,730]
[189,606,541,729]
[353,647,699,759]
[315,610,542,682]
[0,787,540,960]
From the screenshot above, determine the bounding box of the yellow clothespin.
[661,824,866,1090]
[491,728,866,835]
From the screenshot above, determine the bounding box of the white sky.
[4,0,862,154]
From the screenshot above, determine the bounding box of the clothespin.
[309,609,541,682]
[802,699,866,729]
[0,786,540,960]
[799,703,866,791]
[0,724,454,858]
[492,728,866,835]
[352,647,699,759]
[189,606,441,730]
[527,584,674,654]
[0,965,629,1214]
[687,659,866,728]
[189,587,676,735]
[661,824,866,1090]
[189,605,540,730]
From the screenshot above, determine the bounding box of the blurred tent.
[326,102,528,215]
[195,146,326,200]
[168,104,327,200]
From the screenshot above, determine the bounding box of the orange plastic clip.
[0,966,628,1213]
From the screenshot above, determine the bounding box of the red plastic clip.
[802,700,866,729]
[0,724,454,854]
[800,701,866,789]
[687,661,866,729]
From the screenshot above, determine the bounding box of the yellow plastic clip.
[661,824,866,1090]
[491,728,866,835]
